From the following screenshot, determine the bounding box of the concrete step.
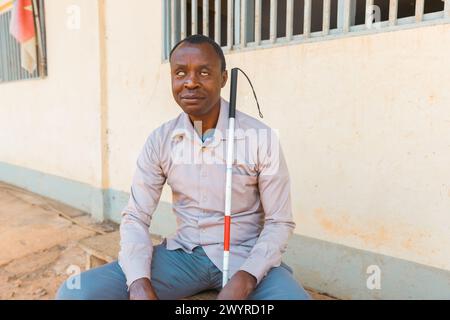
[78,231,218,300]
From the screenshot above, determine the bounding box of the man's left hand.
[216,270,257,300]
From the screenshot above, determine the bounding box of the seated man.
[56,34,310,300]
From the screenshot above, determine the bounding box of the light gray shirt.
[118,98,295,288]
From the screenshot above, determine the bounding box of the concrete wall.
[1,0,449,298]
[224,24,450,273]
[0,0,105,217]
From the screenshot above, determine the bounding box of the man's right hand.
[129,278,159,300]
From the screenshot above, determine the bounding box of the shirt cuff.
[118,257,152,289]
[239,256,277,285]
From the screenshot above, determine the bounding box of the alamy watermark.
[66,5,81,30]
[170,124,281,176]
[366,264,381,290]
[65,264,81,290]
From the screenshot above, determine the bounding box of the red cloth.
[10,0,35,43]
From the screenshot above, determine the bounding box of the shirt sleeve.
[118,133,166,289]
[239,130,295,285]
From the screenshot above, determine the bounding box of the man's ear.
[221,70,228,88]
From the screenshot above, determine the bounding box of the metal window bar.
[286,0,294,41]
[338,0,356,31]
[365,0,373,29]
[227,0,233,49]
[1,13,11,81]
[0,13,9,82]
[162,0,170,59]
[254,0,261,45]
[214,0,221,45]
[445,0,450,18]
[389,0,398,26]
[304,0,312,38]
[323,0,331,36]
[343,0,352,32]
[415,0,424,23]
[269,0,277,44]
[4,10,13,82]
[203,0,209,36]
[234,0,240,46]
[181,0,187,39]
[240,0,247,48]
[192,0,198,34]
[33,0,47,77]
[171,0,177,48]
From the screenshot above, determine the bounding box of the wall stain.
[313,207,431,257]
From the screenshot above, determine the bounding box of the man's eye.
[176,71,186,77]
[200,71,209,76]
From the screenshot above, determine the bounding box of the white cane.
[222,68,263,287]
[222,68,238,287]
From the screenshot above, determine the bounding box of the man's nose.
[184,73,200,89]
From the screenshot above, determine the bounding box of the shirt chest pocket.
[230,172,259,213]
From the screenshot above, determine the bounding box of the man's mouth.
[181,95,205,103]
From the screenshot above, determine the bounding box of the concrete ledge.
[284,234,450,300]
[0,161,105,220]
[77,230,218,300]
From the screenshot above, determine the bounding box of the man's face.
[170,42,228,117]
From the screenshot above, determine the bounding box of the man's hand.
[129,278,159,300]
[216,271,257,300]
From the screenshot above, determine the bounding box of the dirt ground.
[0,182,334,300]
[0,182,116,300]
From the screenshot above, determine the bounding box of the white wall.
[0,0,103,188]
[105,0,172,189]
[1,0,449,274]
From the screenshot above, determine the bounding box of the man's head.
[170,35,228,117]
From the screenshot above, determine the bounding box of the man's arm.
[218,131,295,299]
[118,133,166,300]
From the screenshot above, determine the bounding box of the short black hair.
[169,34,226,72]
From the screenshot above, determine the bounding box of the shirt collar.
[170,98,245,144]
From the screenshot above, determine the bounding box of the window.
[162,0,450,60]
[0,0,47,84]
